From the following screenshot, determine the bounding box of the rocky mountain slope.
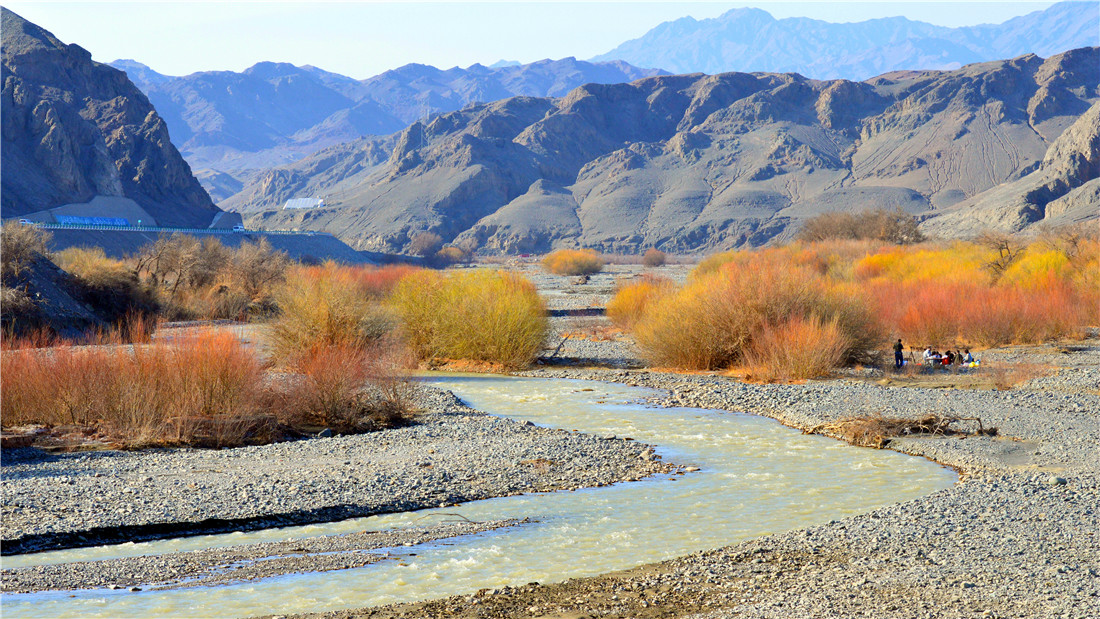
[110,58,666,174]
[1,8,219,228]
[923,101,1100,237]
[592,1,1099,80]
[227,48,1099,254]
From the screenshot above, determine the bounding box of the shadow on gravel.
[1,500,445,556]
[0,448,135,482]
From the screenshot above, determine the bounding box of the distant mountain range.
[227,48,1099,254]
[109,57,666,183]
[592,1,1099,80]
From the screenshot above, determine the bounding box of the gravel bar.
[0,386,671,556]
[2,519,525,593]
[287,340,1100,619]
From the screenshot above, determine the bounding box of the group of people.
[921,347,974,367]
[892,339,976,369]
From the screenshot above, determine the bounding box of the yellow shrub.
[607,276,676,329]
[542,249,604,276]
[55,246,131,287]
[1000,247,1071,287]
[692,251,741,280]
[390,269,548,368]
[269,265,396,362]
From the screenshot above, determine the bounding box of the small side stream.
[1,375,955,618]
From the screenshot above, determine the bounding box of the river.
[1,374,955,618]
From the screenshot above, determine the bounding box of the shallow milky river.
[2,375,956,618]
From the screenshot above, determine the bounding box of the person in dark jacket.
[893,339,905,369]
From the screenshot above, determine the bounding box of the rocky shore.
[0,386,670,556]
[285,340,1100,619]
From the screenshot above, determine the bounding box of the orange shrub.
[542,249,604,276]
[607,275,676,330]
[867,277,1087,348]
[1,330,412,447]
[277,342,412,430]
[744,316,851,381]
[291,263,420,299]
[633,256,880,370]
[632,237,1094,374]
[1,332,265,446]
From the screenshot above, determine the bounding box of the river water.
[1,374,955,618]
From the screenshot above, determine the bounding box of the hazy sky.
[5,1,1060,79]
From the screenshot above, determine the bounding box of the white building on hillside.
[283,198,324,210]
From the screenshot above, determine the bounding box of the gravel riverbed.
[0,386,670,556]
[2,519,526,593]
[286,340,1100,619]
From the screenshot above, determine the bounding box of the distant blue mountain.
[110,57,666,174]
[591,1,1099,79]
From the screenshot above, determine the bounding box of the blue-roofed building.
[55,215,129,226]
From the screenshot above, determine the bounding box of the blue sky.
[5,2,1059,79]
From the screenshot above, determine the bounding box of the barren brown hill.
[228,48,1099,254]
[0,8,219,228]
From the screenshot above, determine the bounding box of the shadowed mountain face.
[226,48,1099,254]
[592,1,1099,80]
[1,8,219,227]
[110,58,667,174]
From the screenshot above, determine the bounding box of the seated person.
[945,350,956,364]
[962,349,976,364]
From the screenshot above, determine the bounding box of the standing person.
[893,339,905,369]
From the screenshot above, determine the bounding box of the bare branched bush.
[977,231,1025,281]
[433,246,467,266]
[642,248,667,267]
[1,222,51,282]
[132,235,288,319]
[798,208,924,244]
[409,232,444,257]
